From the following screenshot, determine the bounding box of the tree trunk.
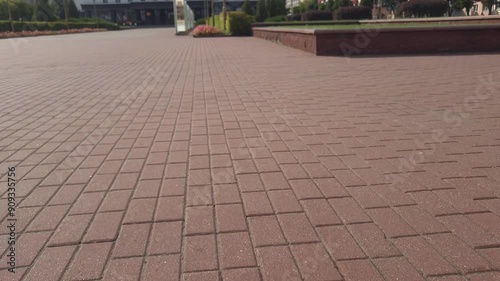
[64,0,69,30]
[223,0,226,30]
[93,0,99,28]
[204,0,207,25]
[6,0,14,32]
[211,0,215,26]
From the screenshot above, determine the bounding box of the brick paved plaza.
[0,28,500,280]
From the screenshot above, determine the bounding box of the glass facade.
[174,0,194,33]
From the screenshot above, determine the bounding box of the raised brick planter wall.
[253,25,500,56]
[252,28,317,54]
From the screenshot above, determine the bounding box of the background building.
[74,0,257,25]
[75,0,175,25]
[186,0,257,17]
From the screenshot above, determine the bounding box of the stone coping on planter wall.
[251,15,500,28]
[252,24,500,56]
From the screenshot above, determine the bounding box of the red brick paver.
[1,28,500,280]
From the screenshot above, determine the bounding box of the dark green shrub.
[0,21,13,31]
[49,22,68,30]
[325,0,335,10]
[80,21,118,30]
[98,21,118,30]
[64,17,112,23]
[264,15,286,22]
[360,0,373,7]
[50,21,118,30]
[32,0,56,21]
[395,0,448,17]
[301,10,333,21]
[0,0,34,21]
[333,0,352,10]
[242,0,253,15]
[0,20,118,32]
[0,21,49,32]
[286,14,302,21]
[333,6,372,19]
[226,11,254,36]
[51,0,79,19]
[297,0,317,12]
[195,18,207,26]
[277,0,286,15]
[67,0,79,18]
[267,0,278,18]
[256,0,266,21]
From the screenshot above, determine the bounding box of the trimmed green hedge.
[1,21,47,32]
[226,12,254,36]
[0,20,119,32]
[219,14,225,30]
[208,12,254,36]
[207,15,223,30]
[264,15,286,22]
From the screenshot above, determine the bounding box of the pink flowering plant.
[0,28,106,39]
[192,25,223,37]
